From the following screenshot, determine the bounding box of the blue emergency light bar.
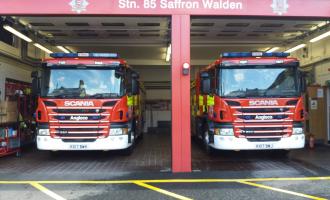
[221,52,290,58]
[50,52,119,58]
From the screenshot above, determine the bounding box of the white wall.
[291,36,330,86]
[135,65,203,129]
[27,42,56,59]
[0,39,20,59]
[0,39,36,100]
[27,42,43,59]
[135,66,171,128]
[0,55,34,100]
[290,32,330,142]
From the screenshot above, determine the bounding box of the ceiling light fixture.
[310,30,330,43]
[310,21,329,31]
[56,46,70,53]
[34,43,53,54]
[266,47,279,53]
[284,44,306,53]
[3,25,32,42]
[165,44,171,62]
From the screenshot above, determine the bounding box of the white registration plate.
[69,144,88,149]
[255,143,274,149]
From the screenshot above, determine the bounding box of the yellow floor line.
[134,181,193,200]
[139,176,330,183]
[30,182,67,200]
[0,180,133,184]
[237,181,327,200]
[0,176,330,184]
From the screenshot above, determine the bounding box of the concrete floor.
[2,180,330,200]
[0,131,330,200]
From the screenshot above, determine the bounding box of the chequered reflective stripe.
[133,95,138,106]
[127,96,133,106]
[198,95,204,106]
[207,95,214,106]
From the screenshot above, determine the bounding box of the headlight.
[215,128,234,136]
[38,129,50,136]
[293,127,304,135]
[109,128,128,136]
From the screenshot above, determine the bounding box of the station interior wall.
[135,66,171,130]
[291,36,330,86]
[0,41,34,100]
[291,36,330,142]
[135,66,201,130]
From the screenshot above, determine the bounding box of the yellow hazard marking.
[1,176,330,184]
[30,182,66,200]
[237,181,327,200]
[134,181,193,200]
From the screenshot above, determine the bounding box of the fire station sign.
[0,0,330,17]
[118,0,245,10]
[70,0,89,13]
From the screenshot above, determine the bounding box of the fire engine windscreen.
[41,68,124,98]
[220,66,299,98]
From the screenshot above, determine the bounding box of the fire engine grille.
[240,127,287,131]
[52,109,106,113]
[61,139,96,142]
[233,105,295,123]
[56,133,104,137]
[53,127,107,138]
[53,116,106,120]
[236,108,290,113]
[49,107,110,138]
[237,115,289,120]
[56,128,104,132]
[247,138,281,142]
[236,126,291,138]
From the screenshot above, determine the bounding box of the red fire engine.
[32,53,145,154]
[192,52,305,153]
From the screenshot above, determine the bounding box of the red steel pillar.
[171,15,191,173]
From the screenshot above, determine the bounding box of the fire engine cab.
[192,52,305,153]
[32,52,145,154]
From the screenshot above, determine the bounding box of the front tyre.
[121,144,133,156]
[121,131,135,156]
[138,131,144,140]
[203,130,214,155]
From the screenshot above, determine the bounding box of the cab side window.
[125,69,132,95]
[215,68,220,95]
[209,69,216,95]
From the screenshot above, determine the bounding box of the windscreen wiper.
[48,94,67,98]
[235,94,247,98]
[224,94,246,98]
[89,93,119,98]
[51,94,80,98]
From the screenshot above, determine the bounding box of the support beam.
[171,15,191,173]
